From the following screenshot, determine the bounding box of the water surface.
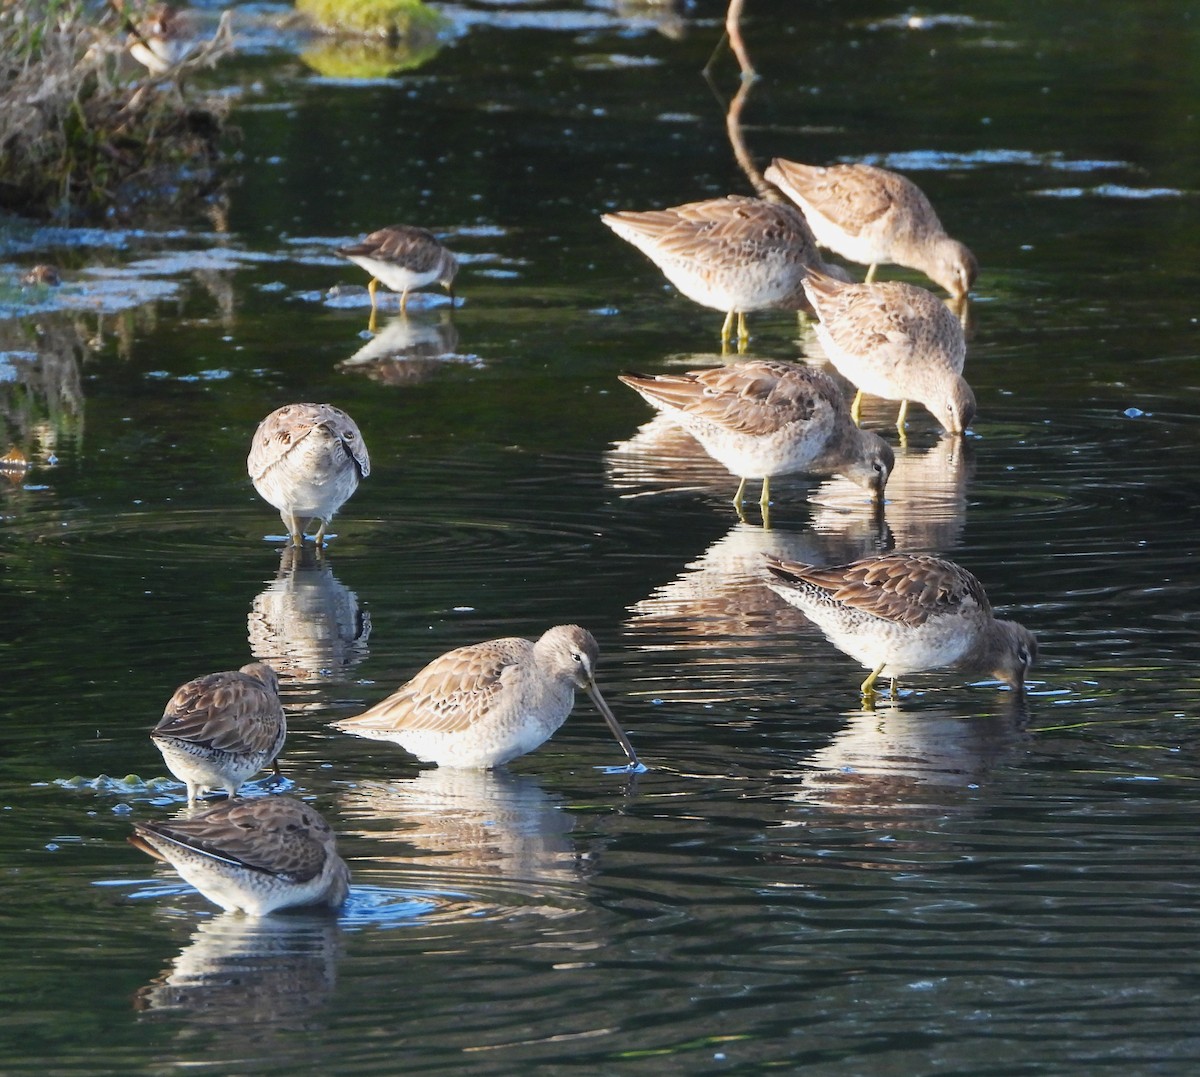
[2,1,1199,1072]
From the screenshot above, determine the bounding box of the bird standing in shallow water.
[129,796,349,915]
[601,196,851,350]
[618,361,892,517]
[332,625,641,770]
[151,662,287,805]
[764,552,1037,705]
[337,224,458,331]
[248,403,370,547]
[802,271,975,435]
[764,158,978,298]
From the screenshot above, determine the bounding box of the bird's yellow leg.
[720,310,735,349]
[864,263,878,284]
[400,288,410,315]
[860,663,885,698]
[736,311,749,350]
[732,476,747,507]
[285,513,303,548]
[368,278,380,332]
[895,399,909,431]
[759,478,773,527]
[850,389,864,426]
[313,519,328,546]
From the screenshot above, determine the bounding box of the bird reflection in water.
[0,318,86,472]
[247,544,371,706]
[607,405,891,522]
[338,769,585,917]
[782,692,1031,834]
[626,520,890,651]
[810,431,972,552]
[338,312,479,387]
[135,913,341,1030]
[613,0,695,41]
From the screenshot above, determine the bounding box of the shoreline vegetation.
[0,0,234,225]
[0,0,450,224]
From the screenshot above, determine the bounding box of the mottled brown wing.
[317,403,371,479]
[805,275,936,356]
[134,799,330,882]
[780,163,899,237]
[153,671,283,753]
[605,198,818,266]
[666,198,817,259]
[767,552,991,627]
[336,637,529,735]
[338,225,446,275]
[621,362,832,437]
[247,403,318,481]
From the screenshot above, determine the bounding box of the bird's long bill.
[585,680,641,768]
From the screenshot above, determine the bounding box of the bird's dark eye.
[571,651,583,663]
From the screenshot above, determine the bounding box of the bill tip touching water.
[764,551,1037,705]
[764,157,978,299]
[150,661,287,806]
[332,624,642,770]
[247,402,370,548]
[801,270,975,435]
[618,360,894,518]
[128,796,349,916]
[336,223,458,331]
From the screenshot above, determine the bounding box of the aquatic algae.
[295,0,449,39]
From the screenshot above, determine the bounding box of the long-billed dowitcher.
[247,403,370,547]
[336,225,458,326]
[618,360,893,513]
[332,625,641,770]
[802,271,975,434]
[601,196,851,349]
[764,552,1037,703]
[764,159,978,298]
[129,796,349,914]
[151,662,287,805]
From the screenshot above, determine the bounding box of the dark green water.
[2,1,1199,1072]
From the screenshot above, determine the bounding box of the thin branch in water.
[725,0,754,79]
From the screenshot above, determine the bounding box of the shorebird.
[20,264,61,287]
[618,360,893,513]
[764,158,978,298]
[151,662,287,805]
[601,196,851,349]
[129,796,349,914]
[247,403,370,547]
[764,552,1037,703]
[802,271,975,434]
[119,4,233,76]
[336,224,458,330]
[123,3,198,73]
[332,625,641,770]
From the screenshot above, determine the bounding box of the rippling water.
[2,0,1199,1072]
